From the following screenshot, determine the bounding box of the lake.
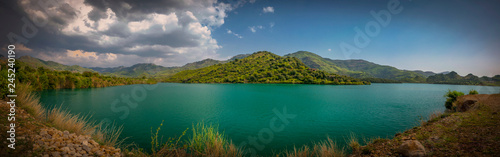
[38,83,500,155]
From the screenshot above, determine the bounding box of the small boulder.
[398,140,426,157]
[459,100,477,112]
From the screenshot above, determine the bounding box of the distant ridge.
[285,51,426,82]
[18,55,94,73]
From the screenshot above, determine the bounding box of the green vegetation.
[91,59,226,78]
[0,58,156,98]
[285,51,427,83]
[18,55,95,73]
[360,77,402,83]
[428,71,480,85]
[167,51,370,85]
[281,137,345,157]
[469,89,479,95]
[444,90,465,109]
[426,71,500,86]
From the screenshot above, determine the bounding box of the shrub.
[444,90,464,109]
[468,89,478,95]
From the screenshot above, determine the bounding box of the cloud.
[249,25,265,33]
[249,0,257,4]
[270,22,275,28]
[0,0,249,67]
[328,49,332,51]
[227,29,243,38]
[262,6,274,13]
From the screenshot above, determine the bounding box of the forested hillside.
[18,56,95,73]
[286,51,427,82]
[167,51,369,85]
[0,58,156,98]
[427,71,500,86]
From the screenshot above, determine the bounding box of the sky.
[1,0,499,76]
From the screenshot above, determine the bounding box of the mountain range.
[15,51,499,85]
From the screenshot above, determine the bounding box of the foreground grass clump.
[17,83,124,147]
[144,121,243,157]
[189,123,242,156]
[280,137,345,157]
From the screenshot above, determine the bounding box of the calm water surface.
[38,83,500,155]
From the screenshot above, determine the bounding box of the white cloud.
[270,22,275,28]
[17,0,240,67]
[249,25,265,33]
[328,49,332,51]
[249,0,257,4]
[263,6,274,13]
[227,29,243,38]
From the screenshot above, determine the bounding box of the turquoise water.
[38,83,500,155]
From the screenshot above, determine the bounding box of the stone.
[51,152,62,157]
[83,145,91,152]
[82,140,89,146]
[63,130,70,135]
[459,100,477,112]
[40,130,48,135]
[398,140,426,157]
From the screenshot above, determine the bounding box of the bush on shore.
[444,90,464,110]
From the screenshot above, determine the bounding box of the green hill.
[167,51,369,85]
[412,70,437,77]
[285,51,426,82]
[90,63,172,78]
[18,56,95,73]
[91,58,225,78]
[426,71,500,85]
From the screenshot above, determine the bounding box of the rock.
[61,147,71,153]
[82,140,89,146]
[459,100,477,112]
[398,140,426,157]
[83,145,91,152]
[51,151,62,157]
[40,130,48,135]
[63,130,70,135]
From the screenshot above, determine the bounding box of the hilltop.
[167,51,369,85]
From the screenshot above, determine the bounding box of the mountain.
[412,70,437,77]
[425,71,498,85]
[90,63,172,78]
[18,55,94,73]
[167,51,369,85]
[284,51,364,76]
[228,54,251,61]
[285,51,427,82]
[90,58,226,78]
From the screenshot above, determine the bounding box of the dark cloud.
[1,0,239,67]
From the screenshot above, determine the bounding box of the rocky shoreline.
[33,128,121,157]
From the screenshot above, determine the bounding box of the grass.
[188,122,242,157]
[281,137,345,157]
[16,83,124,148]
